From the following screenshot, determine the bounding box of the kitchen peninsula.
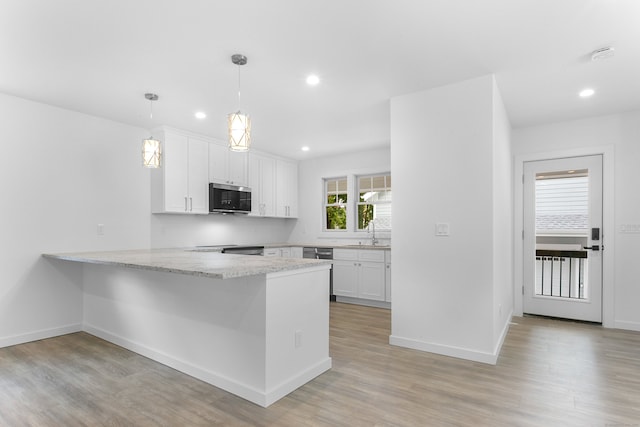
[44,249,332,407]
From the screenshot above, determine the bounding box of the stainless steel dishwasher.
[303,247,335,301]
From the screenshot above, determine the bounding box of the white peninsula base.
[80,263,331,407]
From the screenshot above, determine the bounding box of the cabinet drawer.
[263,248,280,257]
[333,249,358,261]
[358,250,385,262]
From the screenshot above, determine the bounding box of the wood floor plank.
[1,303,640,426]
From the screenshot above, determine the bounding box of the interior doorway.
[523,155,603,323]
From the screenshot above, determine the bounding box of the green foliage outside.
[326,194,347,229]
[326,206,346,229]
[358,204,374,229]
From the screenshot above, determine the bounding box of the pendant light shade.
[142,137,161,168]
[142,93,161,168]
[228,111,251,152]
[228,54,251,152]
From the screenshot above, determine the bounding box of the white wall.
[0,92,296,348]
[151,214,295,248]
[289,148,391,245]
[389,75,512,363]
[492,81,514,347]
[0,92,150,347]
[513,111,640,331]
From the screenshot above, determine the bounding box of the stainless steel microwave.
[209,183,251,214]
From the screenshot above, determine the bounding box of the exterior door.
[523,155,603,322]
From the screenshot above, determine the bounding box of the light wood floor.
[1,303,640,426]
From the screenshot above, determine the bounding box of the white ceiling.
[1,1,639,159]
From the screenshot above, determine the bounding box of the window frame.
[321,171,391,235]
[356,173,392,231]
[323,176,349,232]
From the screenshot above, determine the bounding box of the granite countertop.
[265,243,391,250]
[43,248,332,280]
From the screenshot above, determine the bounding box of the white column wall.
[492,80,514,348]
[390,75,509,363]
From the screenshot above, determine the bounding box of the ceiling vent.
[591,46,615,61]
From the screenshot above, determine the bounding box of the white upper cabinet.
[276,159,298,218]
[150,127,296,218]
[151,129,209,214]
[248,152,276,217]
[208,141,248,187]
[250,154,297,218]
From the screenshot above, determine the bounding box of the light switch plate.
[435,223,450,236]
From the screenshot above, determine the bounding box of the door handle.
[583,245,600,251]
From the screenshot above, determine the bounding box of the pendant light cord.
[237,64,242,112]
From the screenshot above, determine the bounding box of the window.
[357,174,392,230]
[535,174,588,235]
[324,177,348,230]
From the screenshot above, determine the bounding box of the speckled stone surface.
[43,249,332,280]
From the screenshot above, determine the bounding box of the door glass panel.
[534,169,589,300]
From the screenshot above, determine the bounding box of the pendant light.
[142,93,161,168]
[228,54,251,152]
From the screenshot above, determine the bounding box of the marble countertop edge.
[42,249,332,280]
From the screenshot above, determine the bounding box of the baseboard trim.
[0,323,82,349]
[264,358,332,407]
[493,311,513,361]
[84,323,331,407]
[335,296,390,309]
[613,319,640,332]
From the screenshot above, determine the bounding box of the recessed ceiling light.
[195,111,207,119]
[306,75,320,86]
[579,88,595,98]
[301,146,310,152]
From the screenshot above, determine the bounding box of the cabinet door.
[385,262,391,302]
[228,151,248,186]
[163,133,189,213]
[280,247,292,258]
[248,153,261,215]
[290,247,303,259]
[260,156,276,216]
[276,159,298,217]
[286,161,298,217]
[332,260,358,297]
[187,137,209,214]
[208,142,229,184]
[358,261,386,301]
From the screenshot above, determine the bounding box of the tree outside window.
[324,178,348,230]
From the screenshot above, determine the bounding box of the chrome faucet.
[368,221,378,246]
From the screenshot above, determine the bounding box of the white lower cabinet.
[385,250,391,302]
[263,247,299,258]
[333,249,386,301]
[263,248,281,257]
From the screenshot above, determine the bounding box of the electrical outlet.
[294,330,302,348]
[97,224,105,236]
